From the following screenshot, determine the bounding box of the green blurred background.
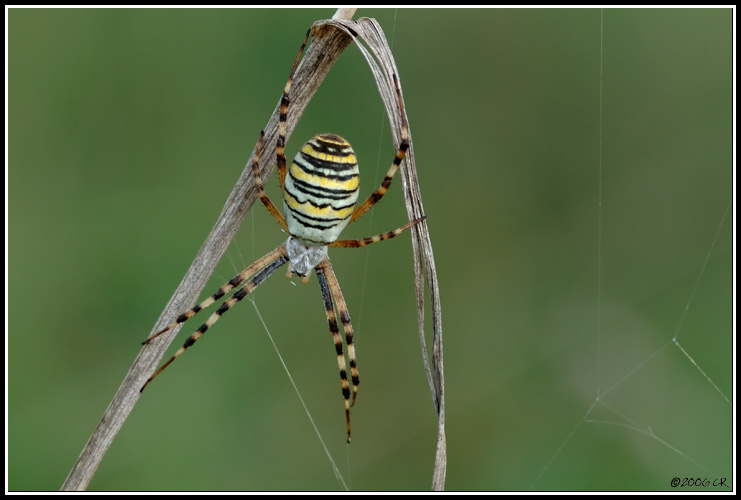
[8,8,733,492]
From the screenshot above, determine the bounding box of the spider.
[140,29,424,443]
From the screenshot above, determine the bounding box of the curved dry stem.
[313,18,446,491]
[62,14,444,492]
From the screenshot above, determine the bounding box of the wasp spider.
[140,30,423,442]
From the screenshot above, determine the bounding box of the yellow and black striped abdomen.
[283,134,360,245]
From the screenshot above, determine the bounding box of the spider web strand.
[249,297,349,491]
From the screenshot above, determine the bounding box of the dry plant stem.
[315,18,446,491]
[62,15,445,492]
[61,24,353,493]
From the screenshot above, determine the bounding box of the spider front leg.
[316,258,358,443]
[142,245,288,345]
[140,246,289,392]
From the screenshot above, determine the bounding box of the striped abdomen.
[283,134,360,245]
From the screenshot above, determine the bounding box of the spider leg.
[328,216,425,249]
[252,29,310,230]
[277,29,311,191]
[348,74,409,224]
[141,245,289,392]
[316,258,357,443]
[252,130,288,231]
[143,245,288,344]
